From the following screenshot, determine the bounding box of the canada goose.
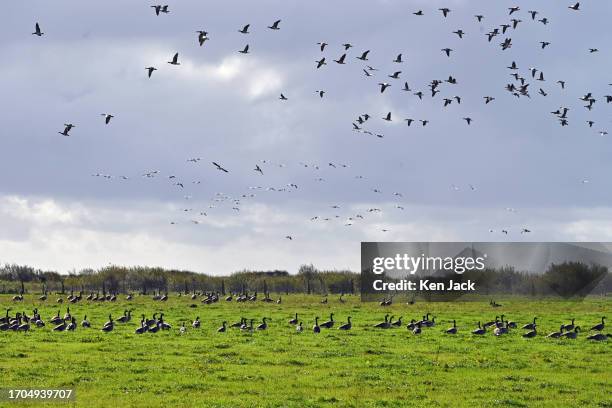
[590,317,606,331]
[179,323,186,335]
[32,22,44,36]
[374,314,390,329]
[116,310,131,323]
[241,319,254,332]
[586,333,609,341]
[321,296,328,304]
[17,318,30,332]
[320,313,334,329]
[257,317,270,330]
[391,316,402,327]
[268,20,281,30]
[239,44,250,54]
[103,315,113,329]
[472,322,486,335]
[338,317,352,330]
[148,323,160,333]
[562,318,575,331]
[547,325,564,338]
[412,322,422,335]
[313,317,321,333]
[192,317,200,328]
[522,328,537,338]
[494,322,509,336]
[296,322,303,333]
[288,313,298,325]
[522,317,537,330]
[145,67,157,78]
[135,320,148,334]
[446,320,457,334]
[53,320,67,332]
[484,316,499,328]
[356,50,370,61]
[230,318,244,329]
[159,314,171,330]
[407,319,417,330]
[568,2,580,11]
[238,24,250,34]
[50,311,63,325]
[277,296,282,304]
[81,315,90,328]
[168,52,180,65]
[63,307,71,321]
[217,321,227,333]
[66,317,76,331]
[561,327,580,339]
[145,313,157,327]
[422,316,436,328]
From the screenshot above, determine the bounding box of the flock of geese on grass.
[1,306,608,341]
[27,2,609,237]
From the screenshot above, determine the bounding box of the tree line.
[1,261,610,297]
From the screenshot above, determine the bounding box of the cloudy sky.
[1,0,611,274]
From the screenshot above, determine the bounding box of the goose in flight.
[101,114,114,124]
[382,112,392,122]
[316,58,326,68]
[568,2,580,11]
[32,22,43,37]
[279,93,288,100]
[239,44,250,54]
[145,67,157,78]
[342,43,353,50]
[413,10,424,16]
[268,20,281,30]
[254,165,263,175]
[463,117,473,125]
[378,83,391,93]
[317,42,328,51]
[334,53,346,64]
[196,31,209,46]
[316,90,325,98]
[168,53,180,65]
[442,48,453,57]
[393,54,403,63]
[453,30,465,39]
[508,6,520,15]
[285,235,293,240]
[388,71,401,79]
[238,24,250,34]
[439,8,450,17]
[356,50,370,61]
[212,162,229,173]
[58,124,75,137]
[475,15,484,22]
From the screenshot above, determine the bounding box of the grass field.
[0,294,610,408]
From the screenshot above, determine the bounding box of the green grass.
[0,295,610,407]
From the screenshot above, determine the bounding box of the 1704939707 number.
[1,388,75,401]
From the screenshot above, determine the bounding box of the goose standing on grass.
[412,322,422,335]
[313,317,321,333]
[53,319,67,332]
[192,316,200,328]
[374,314,390,329]
[446,320,457,334]
[547,325,564,338]
[230,318,245,328]
[50,310,63,325]
[81,315,90,328]
[288,313,298,325]
[590,317,606,331]
[320,313,334,329]
[561,327,580,339]
[296,322,303,333]
[217,321,227,332]
[257,317,270,330]
[494,322,509,336]
[587,333,609,341]
[562,318,575,332]
[472,322,486,335]
[135,319,148,334]
[522,317,537,330]
[66,317,76,331]
[391,316,402,327]
[338,317,352,330]
[116,310,131,323]
[179,323,186,335]
[522,328,537,338]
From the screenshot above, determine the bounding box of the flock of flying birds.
[34,2,611,240]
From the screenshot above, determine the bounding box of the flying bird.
[145,67,157,78]
[32,22,43,37]
[238,24,250,34]
[239,44,250,54]
[168,53,180,65]
[101,114,114,125]
[212,162,229,173]
[268,20,281,30]
[58,124,75,137]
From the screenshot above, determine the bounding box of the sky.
[1,0,611,274]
